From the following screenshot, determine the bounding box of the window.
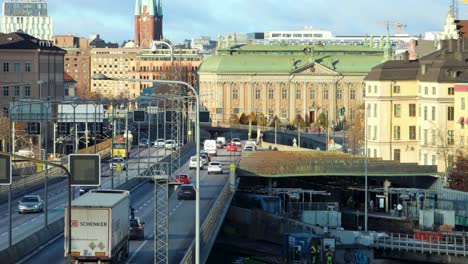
[431,106,436,121]
[350,89,356,100]
[394,104,401,117]
[367,85,371,93]
[374,149,377,158]
[394,126,401,140]
[424,129,428,145]
[25,86,30,97]
[309,87,315,100]
[431,130,436,145]
[366,104,371,117]
[255,87,261,100]
[232,89,238,100]
[461,136,465,148]
[281,108,287,118]
[64,86,69,96]
[14,63,20,72]
[337,89,342,100]
[374,85,378,93]
[424,106,428,120]
[281,86,287,99]
[461,98,465,110]
[409,126,416,140]
[448,87,454,95]
[431,155,436,165]
[448,130,454,145]
[418,85,421,93]
[268,109,274,119]
[373,103,377,117]
[432,87,436,95]
[424,86,428,95]
[394,149,401,162]
[409,104,416,117]
[3,62,9,72]
[296,87,302,100]
[25,63,31,72]
[423,154,428,165]
[448,106,454,121]
[323,88,328,100]
[367,125,371,140]
[393,85,400,93]
[268,86,274,100]
[373,126,377,140]
[349,109,355,121]
[418,105,421,117]
[14,86,19,97]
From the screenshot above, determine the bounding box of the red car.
[227,143,238,152]
[175,174,191,184]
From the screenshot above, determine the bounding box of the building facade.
[454,81,468,156]
[364,39,468,173]
[134,0,163,48]
[53,35,91,97]
[128,48,203,96]
[1,0,53,40]
[198,44,386,127]
[0,32,65,111]
[90,47,142,99]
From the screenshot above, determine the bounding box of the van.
[216,137,226,148]
[203,139,217,156]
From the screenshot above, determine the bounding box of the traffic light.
[0,154,12,185]
[69,154,101,186]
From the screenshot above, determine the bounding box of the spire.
[383,26,392,61]
[157,0,163,16]
[134,0,140,16]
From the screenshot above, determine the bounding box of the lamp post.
[93,75,201,263]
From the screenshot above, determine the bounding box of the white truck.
[204,139,217,156]
[64,189,130,263]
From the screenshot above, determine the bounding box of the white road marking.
[0,232,6,236]
[126,240,148,263]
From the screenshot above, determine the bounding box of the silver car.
[18,195,43,214]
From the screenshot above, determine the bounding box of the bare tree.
[449,150,468,192]
[345,103,365,154]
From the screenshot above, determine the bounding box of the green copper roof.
[135,0,140,15]
[199,53,384,75]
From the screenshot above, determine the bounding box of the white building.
[1,0,53,40]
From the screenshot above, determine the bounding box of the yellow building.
[454,81,468,156]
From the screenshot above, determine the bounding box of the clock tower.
[134,0,163,48]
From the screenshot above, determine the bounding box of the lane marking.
[126,240,148,264]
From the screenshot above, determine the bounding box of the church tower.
[134,0,163,48]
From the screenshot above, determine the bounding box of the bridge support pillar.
[384,179,391,213]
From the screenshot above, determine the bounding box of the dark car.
[129,217,145,240]
[177,184,196,200]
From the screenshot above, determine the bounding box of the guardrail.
[180,165,238,264]
[374,232,468,257]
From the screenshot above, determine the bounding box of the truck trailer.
[64,189,130,263]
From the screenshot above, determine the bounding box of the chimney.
[409,39,417,60]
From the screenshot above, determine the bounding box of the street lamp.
[93,75,201,263]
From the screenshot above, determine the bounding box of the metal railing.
[374,232,468,257]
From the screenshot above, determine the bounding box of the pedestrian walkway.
[259,141,316,151]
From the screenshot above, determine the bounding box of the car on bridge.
[175,174,191,184]
[227,143,238,152]
[208,161,223,174]
[18,195,43,214]
[177,184,196,200]
[189,156,204,170]
[129,217,145,240]
[154,138,165,147]
[139,138,149,147]
[231,138,242,147]
[243,145,255,152]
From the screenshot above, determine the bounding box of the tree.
[291,114,306,129]
[449,151,468,192]
[228,114,239,125]
[257,113,267,126]
[249,112,257,125]
[239,113,249,125]
[315,112,328,128]
[268,115,280,127]
[345,103,365,154]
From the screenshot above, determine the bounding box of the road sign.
[133,110,145,122]
[0,154,12,185]
[69,154,101,186]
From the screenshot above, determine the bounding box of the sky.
[37,0,468,44]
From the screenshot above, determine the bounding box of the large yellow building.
[364,39,468,173]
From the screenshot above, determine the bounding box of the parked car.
[207,161,223,174]
[139,138,149,147]
[177,184,196,200]
[175,174,191,184]
[129,217,145,240]
[18,195,43,213]
[154,138,165,147]
[110,157,127,171]
[227,143,238,152]
[189,156,204,170]
[231,138,242,147]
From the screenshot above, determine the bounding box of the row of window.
[1,86,31,97]
[2,62,31,72]
[367,124,455,145]
[367,84,455,96]
[231,87,357,101]
[367,103,455,121]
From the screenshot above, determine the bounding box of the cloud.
[44,0,456,44]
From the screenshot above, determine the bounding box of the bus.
[112,135,132,159]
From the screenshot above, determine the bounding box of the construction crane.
[377,21,407,34]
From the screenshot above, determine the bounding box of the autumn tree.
[291,114,306,129]
[345,103,365,154]
[268,115,281,127]
[228,114,239,125]
[239,113,249,125]
[257,113,268,126]
[449,150,468,192]
[249,112,257,125]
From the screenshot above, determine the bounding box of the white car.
[231,138,241,147]
[154,139,165,147]
[207,161,223,174]
[165,140,177,150]
[243,145,255,152]
[189,156,204,170]
[110,157,127,170]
